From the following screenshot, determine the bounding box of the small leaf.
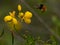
[52,16,58,23]
[52,16,60,27]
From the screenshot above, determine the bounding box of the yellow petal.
[12,18,18,24]
[24,18,31,24]
[4,15,12,22]
[18,12,24,18]
[9,11,15,17]
[18,5,22,11]
[24,11,32,19]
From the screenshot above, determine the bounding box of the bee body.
[37,4,47,12]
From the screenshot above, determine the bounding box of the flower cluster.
[4,4,33,30]
[4,11,18,25]
[4,11,21,30]
[18,5,33,24]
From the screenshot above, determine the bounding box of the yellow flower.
[4,15,18,25]
[4,15,13,22]
[24,11,32,19]
[18,5,22,11]
[12,18,18,24]
[9,11,15,17]
[18,12,24,18]
[24,18,31,24]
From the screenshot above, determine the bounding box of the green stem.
[11,31,14,45]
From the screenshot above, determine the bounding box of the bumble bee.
[37,4,47,12]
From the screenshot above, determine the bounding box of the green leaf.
[25,35,35,45]
[52,16,58,23]
[52,16,60,27]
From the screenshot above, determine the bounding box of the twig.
[20,0,60,41]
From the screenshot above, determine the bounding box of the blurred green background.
[0,0,60,45]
